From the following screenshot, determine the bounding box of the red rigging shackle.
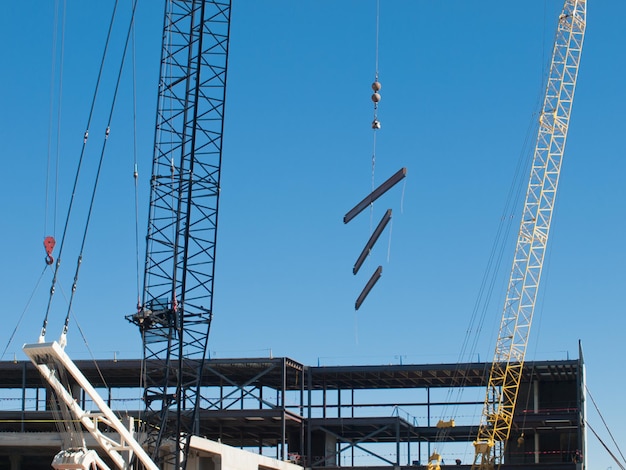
[44,236,56,265]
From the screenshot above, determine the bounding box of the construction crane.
[126,1,232,469]
[471,1,586,469]
[22,2,232,469]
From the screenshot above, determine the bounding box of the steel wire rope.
[431,109,538,451]
[516,197,563,439]
[452,10,569,457]
[47,356,86,450]
[586,421,626,470]
[126,0,153,434]
[368,0,381,234]
[514,4,554,436]
[71,312,111,392]
[374,0,380,76]
[129,0,147,431]
[460,0,556,365]
[432,44,552,456]
[54,2,67,238]
[386,218,392,262]
[60,0,140,342]
[49,277,113,408]
[45,0,66,238]
[459,117,539,457]
[460,2,572,452]
[516,365,536,451]
[369,130,377,233]
[357,0,381,340]
[44,0,58,236]
[586,385,626,465]
[136,0,176,439]
[40,0,122,342]
[0,267,48,360]
[140,1,176,312]
[131,1,142,314]
[37,278,89,449]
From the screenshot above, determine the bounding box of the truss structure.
[127,1,231,468]
[472,1,586,468]
[23,341,159,470]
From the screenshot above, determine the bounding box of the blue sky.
[1,1,624,467]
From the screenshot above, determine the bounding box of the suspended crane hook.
[44,236,56,266]
[371,81,382,129]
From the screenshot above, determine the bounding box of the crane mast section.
[128,0,231,468]
[473,1,586,468]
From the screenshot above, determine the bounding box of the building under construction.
[0,0,591,469]
[0,352,585,469]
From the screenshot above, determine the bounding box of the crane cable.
[39,0,122,343]
[450,0,553,395]
[585,385,626,465]
[454,0,554,376]
[60,0,140,345]
[429,68,537,463]
[369,1,400,265]
[370,0,381,218]
[0,267,48,360]
[131,3,142,313]
[130,4,146,427]
[369,0,392,258]
[430,21,551,453]
[2,0,65,361]
[353,0,382,351]
[45,0,66,244]
[586,422,626,470]
[371,0,381,192]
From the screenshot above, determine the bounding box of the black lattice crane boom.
[127,1,232,468]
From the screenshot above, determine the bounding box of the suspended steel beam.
[355,266,382,310]
[353,209,392,275]
[343,168,407,224]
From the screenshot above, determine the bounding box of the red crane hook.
[44,236,56,265]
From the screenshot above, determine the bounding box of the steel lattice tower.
[128,1,231,468]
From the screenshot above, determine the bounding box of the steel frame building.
[0,355,584,469]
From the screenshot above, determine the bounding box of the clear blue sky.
[1,1,624,468]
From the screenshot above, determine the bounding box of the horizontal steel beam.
[344,168,406,224]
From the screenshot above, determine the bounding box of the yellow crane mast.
[471,1,586,469]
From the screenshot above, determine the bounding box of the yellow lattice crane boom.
[471,1,586,469]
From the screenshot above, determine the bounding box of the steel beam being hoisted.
[353,209,392,275]
[471,1,586,469]
[343,167,406,224]
[126,1,231,469]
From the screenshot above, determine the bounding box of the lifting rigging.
[344,0,407,311]
[471,1,586,468]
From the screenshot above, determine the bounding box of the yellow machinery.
[471,1,586,468]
